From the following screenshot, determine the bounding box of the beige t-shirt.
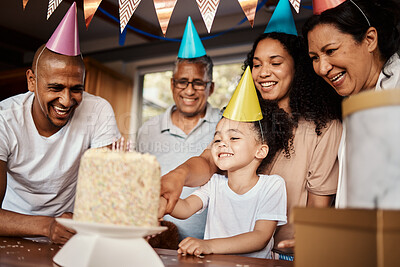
[266,119,342,253]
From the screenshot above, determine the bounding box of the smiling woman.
[240,32,343,257]
[306,23,377,96]
[303,0,400,96]
[302,0,400,209]
[250,37,295,113]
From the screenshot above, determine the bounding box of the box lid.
[378,210,400,231]
[342,89,400,118]
[292,207,377,231]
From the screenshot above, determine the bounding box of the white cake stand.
[53,218,167,267]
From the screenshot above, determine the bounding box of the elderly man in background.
[137,18,220,241]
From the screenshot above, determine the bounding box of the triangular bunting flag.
[265,0,298,36]
[46,2,80,56]
[223,66,262,122]
[154,0,177,36]
[196,0,221,33]
[178,17,206,58]
[23,0,29,10]
[119,27,127,46]
[237,0,258,27]
[84,0,103,28]
[47,0,64,20]
[119,0,142,33]
[289,0,301,13]
[312,0,346,14]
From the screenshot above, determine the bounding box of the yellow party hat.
[223,66,263,122]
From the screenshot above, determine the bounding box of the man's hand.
[160,170,185,214]
[47,212,76,244]
[178,237,212,257]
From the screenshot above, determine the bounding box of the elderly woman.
[302,0,400,208]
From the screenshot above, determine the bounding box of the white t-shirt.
[192,174,287,259]
[0,91,120,216]
[336,53,400,208]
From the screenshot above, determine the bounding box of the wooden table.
[0,236,293,267]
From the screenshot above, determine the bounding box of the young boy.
[158,67,291,258]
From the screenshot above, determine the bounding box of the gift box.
[342,89,400,209]
[292,207,400,267]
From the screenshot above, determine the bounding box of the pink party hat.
[46,2,80,56]
[312,0,346,14]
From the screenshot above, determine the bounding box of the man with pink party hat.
[0,2,120,244]
[137,17,220,244]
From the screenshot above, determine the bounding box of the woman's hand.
[160,170,185,214]
[160,150,218,214]
[158,197,167,218]
[277,239,295,249]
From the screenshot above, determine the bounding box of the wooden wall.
[0,67,29,101]
[84,57,133,140]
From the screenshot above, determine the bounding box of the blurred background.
[0,0,315,138]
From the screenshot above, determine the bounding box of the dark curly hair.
[302,0,400,64]
[252,100,294,174]
[243,32,342,136]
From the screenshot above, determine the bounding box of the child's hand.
[178,237,212,257]
[158,196,167,219]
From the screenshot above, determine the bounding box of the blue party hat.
[264,0,297,36]
[178,16,206,59]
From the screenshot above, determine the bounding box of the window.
[142,62,243,123]
[142,70,173,123]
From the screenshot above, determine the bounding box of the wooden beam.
[83,14,311,65]
[0,26,44,69]
[84,24,266,63]
[0,25,44,52]
[0,47,24,67]
[64,0,161,41]
[265,0,279,7]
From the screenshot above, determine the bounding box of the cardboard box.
[292,208,400,267]
[377,211,400,267]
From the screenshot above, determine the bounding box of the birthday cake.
[73,148,161,227]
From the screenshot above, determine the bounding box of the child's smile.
[218,152,234,158]
[211,118,265,173]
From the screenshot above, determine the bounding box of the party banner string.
[98,1,312,43]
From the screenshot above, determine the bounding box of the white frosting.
[74,148,161,226]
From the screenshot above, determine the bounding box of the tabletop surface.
[0,236,293,267]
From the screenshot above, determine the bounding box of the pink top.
[265,119,342,253]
